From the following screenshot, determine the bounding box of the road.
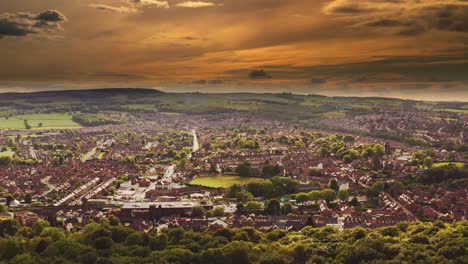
[192,129,199,152]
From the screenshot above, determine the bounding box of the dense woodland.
[0,217,466,264]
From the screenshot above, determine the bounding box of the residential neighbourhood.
[1,107,466,233]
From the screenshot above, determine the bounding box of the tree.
[423,156,433,168]
[389,182,405,196]
[212,206,225,217]
[371,156,381,171]
[368,181,384,197]
[227,184,243,198]
[235,162,252,177]
[349,196,359,207]
[262,165,281,178]
[94,237,113,250]
[338,190,349,202]
[308,190,321,204]
[281,203,293,215]
[295,193,309,204]
[149,233,168,251]
[264,199,281,215]
[236,191,253,203]
[24,120,31,130]
[244,201,262,214]
[108,215,120,226]
[329,179,339,192]
[320,189,336,204]
[317,147,330,158]
[0,156,12,166]
[361,147,375,159]
[0,219,19,236]
[374,144,385,157]
[191,206,205,218]
[32,219,50,236]
[24,193,32,204]
[343,155,353,163]
[5,195,13,207]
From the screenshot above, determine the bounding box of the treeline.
[227,176,299,199]
[72,114,122,127]
[416,164,468,186]
[0,217,466,264]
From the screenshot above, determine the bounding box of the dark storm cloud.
[323,0,468,35]
[0,14,36,36]
[249,69,272,79]
[36,10,67,22]
[0,10,67,38]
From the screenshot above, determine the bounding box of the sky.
[0,0,468,101]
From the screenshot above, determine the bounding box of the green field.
[0,117,25,129]
[122,104,157,111]
[433,116,458,122]
[190,176,265,188]
[0,148,15,158]
[0,113,81,130]
[432,162,466,168]
[434,108,468,114]
[97,152,106,159]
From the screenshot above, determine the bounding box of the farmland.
[434,108,468,114]
[189,176,265,188]
[0,113,81,130]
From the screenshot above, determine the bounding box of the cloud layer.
[0,0,467,100]
[90,0,216,12]
[323,0,468,35]
[0,10,67,37]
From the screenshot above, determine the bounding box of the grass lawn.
[97,152,106,160]
[122,104,157,111]
[433,116,458,122]
[0,113,82,130]
[434,108,468,114]
[0,148,15,158]
[432,162,466,168]
[0,117,25,129]
[190,176,265,188]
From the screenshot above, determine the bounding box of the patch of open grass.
[0,148,15,158]
[432,162,466,168]
[189,176,265,188]
[434,108,468,114]
[433,116,458,122]
[122,104,157,111]
[0,113,81,130]
[0,117,25,129]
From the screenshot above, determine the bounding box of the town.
[1,92,466,234]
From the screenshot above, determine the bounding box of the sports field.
[190,176,265,188]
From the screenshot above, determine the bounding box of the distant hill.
[0,88,164,101]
